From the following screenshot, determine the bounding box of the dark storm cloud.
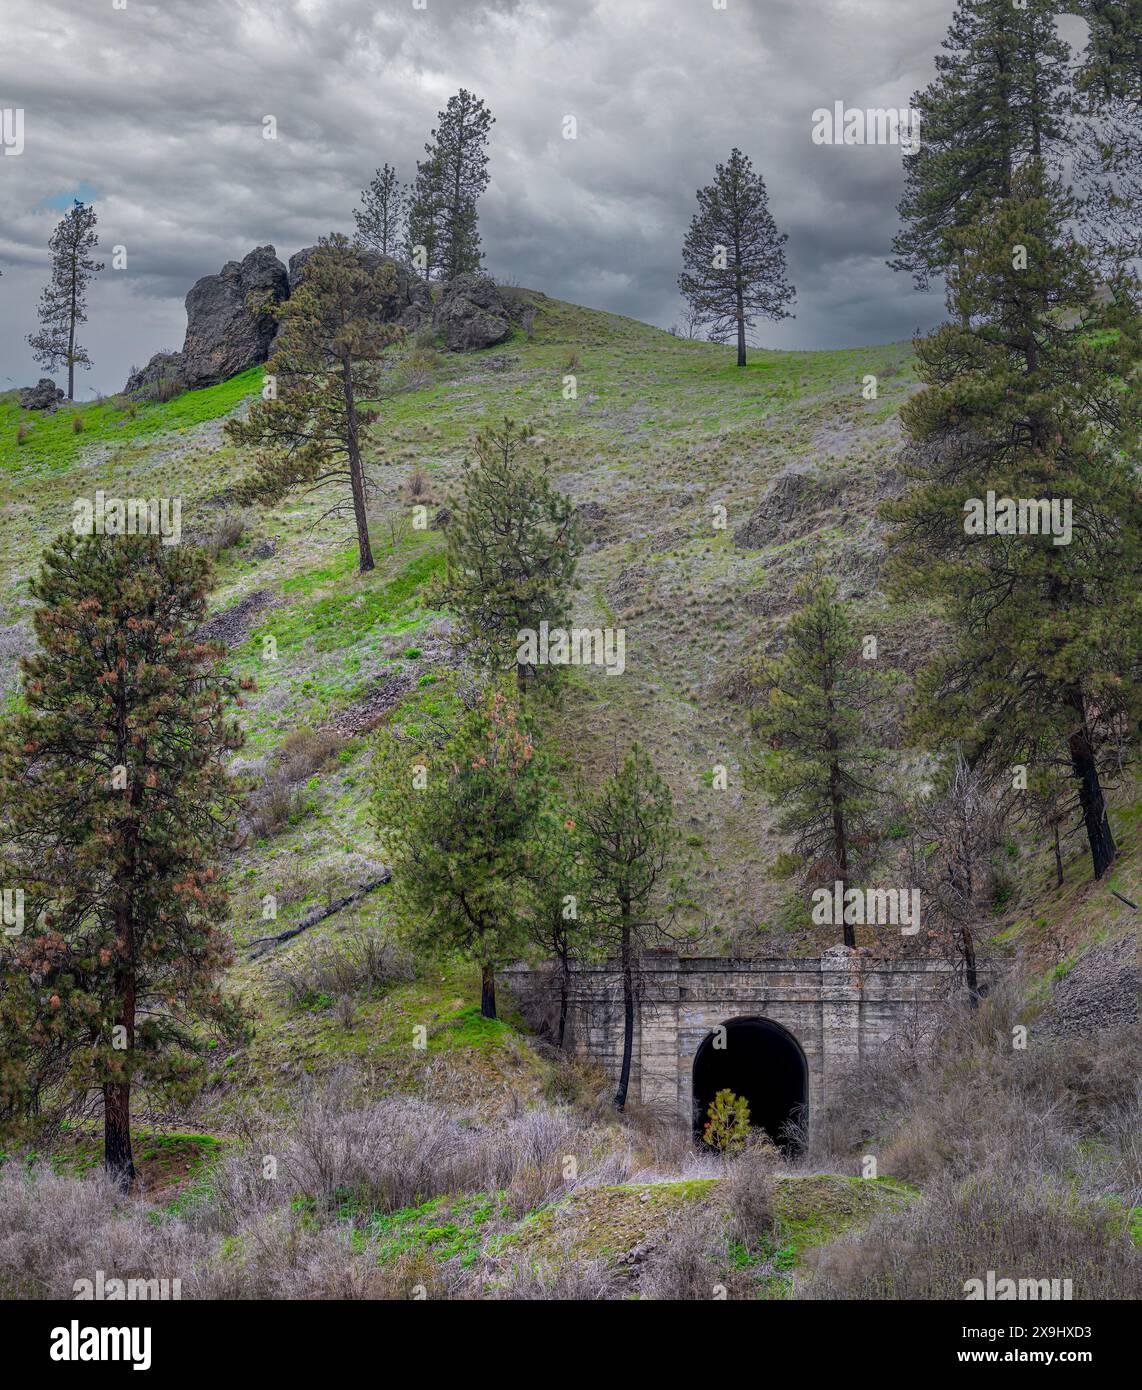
[0,0,1078,394]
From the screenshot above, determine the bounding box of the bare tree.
[907,752,1003,1000]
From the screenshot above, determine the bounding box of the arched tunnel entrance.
[692,1017,808,1149]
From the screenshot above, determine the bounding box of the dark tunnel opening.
[692,1017,807,1149]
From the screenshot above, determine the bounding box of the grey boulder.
[286,247,431,329]
[123,351,185,399]
[18,377,64,410]
[432,274,514,351]
[180,245,289,390]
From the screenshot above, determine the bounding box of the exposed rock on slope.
[18,378,63,410]
[124,249,523,395]
[123,351,184,398]
[432,273,514,350]
[1036,932,1140,1039]
[285,246,431,329]
[180,245,289,389]
[733,463,843,547]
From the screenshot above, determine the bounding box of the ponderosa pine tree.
[884,162,1142,881]
[1073,0,1142,274]
[27,200,104,401]
[0,534,245,1187]
[408,90,494,280]
[521,806,591,1049]
[576,746,677,1110]
[225,235,404,574]
[678,148,795,367]
[439,419,579,693]
[749,573,886,949]
[354,163,409,257]
[890,0,1071,293]
[406,155,444,281]
[372,681,542,1020]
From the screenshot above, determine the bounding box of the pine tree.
[354,163,409,257]
[26,200,104,401]
[407,155,444,281]
[521,805,591,1049]
[439,418,580,693]
[0,534,245,1187]
[225,234,404,574]
[702,1089,751,1154]
[749,573,886,949]
[883,162,1142,881]
[890,0,1071,293]
[576,745,677,1111]
[372,681,543,1020]
[1074,3,1142,275]
[408,90,495,281]
[678,148,795,367]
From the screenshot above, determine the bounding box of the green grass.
[353,1192,509,1268]
[241,540,444,662]
[0,367,263,474]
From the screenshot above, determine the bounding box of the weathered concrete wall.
[503,947,962,1129]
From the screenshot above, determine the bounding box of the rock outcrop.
[432,273,514,351]
[123,245,527,396]
[733,463,842,548]
[285,247,431,330]
[18,378,64,410]
[179,245,289,390]
[123,351,184,399]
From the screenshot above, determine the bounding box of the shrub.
[723,1139,778,1247]
[269,931,413,1010]
[403,347,439,387]
[247,729,344,837]
[800,1171,1142,1301]
[200,512,247,558]
[702,1089,751,1154]
[638,1202,727,1300]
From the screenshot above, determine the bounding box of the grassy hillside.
[1,292,1137,1300]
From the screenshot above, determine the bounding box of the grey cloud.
[0,0,1024,394]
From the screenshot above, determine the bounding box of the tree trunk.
[103,1080,135,1190]
[105,901,136,1189]
[957,250,970,331]
[613,911,634,1110]
[961,923,979,1007]
[557,945,570,1050]
[735,304,746,368]
[480,961,497,1020]
[1053,820,1064,889]
[829,759,854,948]
[67,272,78,402]
[1067,693,1115,878]
[342,359,375,574]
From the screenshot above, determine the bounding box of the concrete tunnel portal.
[692,1016,808,1147]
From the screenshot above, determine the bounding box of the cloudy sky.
[0,0,1090,395]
